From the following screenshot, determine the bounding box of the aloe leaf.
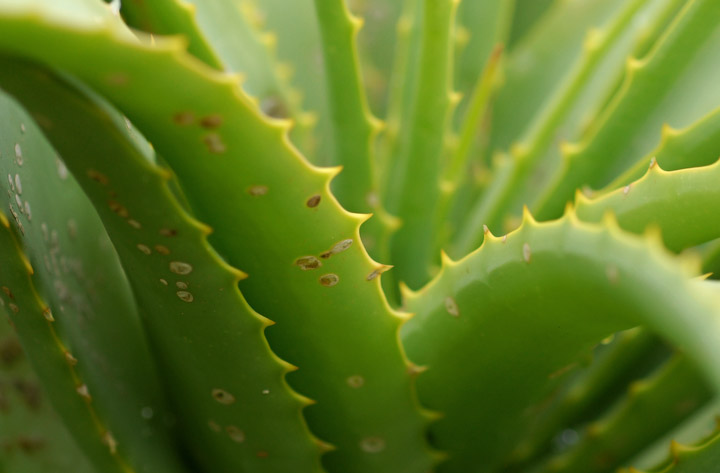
[0,213,130,473]
[619,422,720,472]
[0,57,329,472]
[505,0,554,48]
[180,0,309,120]
[366,0,419,305]
[438,0,514,241]
[509,328,670,468]
[375,0,418,186]
[384,0,459,288]
[124,0,317,155]
[537,354,712,473]
[575,160,720,252]
[312,0,399,268]
[251,0,333,164]
[401,211,720,472]
[453,0,513,125]
[312,0,381,214]
[0,3,436,471]
[118,0,222,69]
[456,0,681,253]
[0,88,187,473]
[702,241,720,280]
[607,104,720,189]
[438,45,503,254]
[583,0,688,135]
[536,0,720,220]
[346,0,403,115]
[0,318,95,473]
[490,0,627,154]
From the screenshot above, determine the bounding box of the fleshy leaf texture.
[0,89,187,473]
[0,212,128,473]
[0,315,95,473]
[0,2,435,472]
[179,0,314,127]
[118,0,222,69]
[453,0,512,124]
[385,0,459,289]
[575,159,720,252]
[537,0,720,219]
[508,328,671,468]
[251,0,332,164]
[312,0,396,266]
[489,0,627,155]
[122,0,318,158]
[454,0,684,254]
[620,425,720,473]
[608,104,720,188]
[313,0,379,214]
[538,354,712,473]
[0,58,326,473]
[401,212,720,473]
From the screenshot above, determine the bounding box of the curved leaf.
[401,212,720,472]
[0,3,436,472]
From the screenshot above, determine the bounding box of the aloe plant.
[1,0,720,472]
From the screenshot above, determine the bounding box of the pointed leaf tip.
[521,205,537,225]
[440,249,456,267]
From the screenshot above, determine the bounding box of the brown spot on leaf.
[87,169,109,185]
[13,380,41,409]
[203,133,226,154]
[320,239,353,259]
[173,112,195,125]
[108,200,129,218]
[226,426,245,443]
[247,185,269,196]
[295,256,321,270]
[212,389,236,405]
[0,338,23,368]
[319,274,339,287]
[2,287,14,299]
[17,437,45,453]
[200,115,223,128]
[160,228,178,237]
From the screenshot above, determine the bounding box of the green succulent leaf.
[509,328,670,468]
[490,0,627,155]
[121,0,318,156]
[539,354,712,473]
[313,0,380,215]
[385,0,459,289]
[608,104,720,189]
[251,0,332,164]
[0,57,326,473]
[0,318,95,473]
[620,424,720,473]
[456,0,685,253]
[537,0,720,219]
[453,0,513,126]
[401,212,720,473]
[0,214,127,473]
[575,160,720,252]
[118,0,222,69]
[0,87,186,473]
[0,2,435,471]
[2,1,720,472]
